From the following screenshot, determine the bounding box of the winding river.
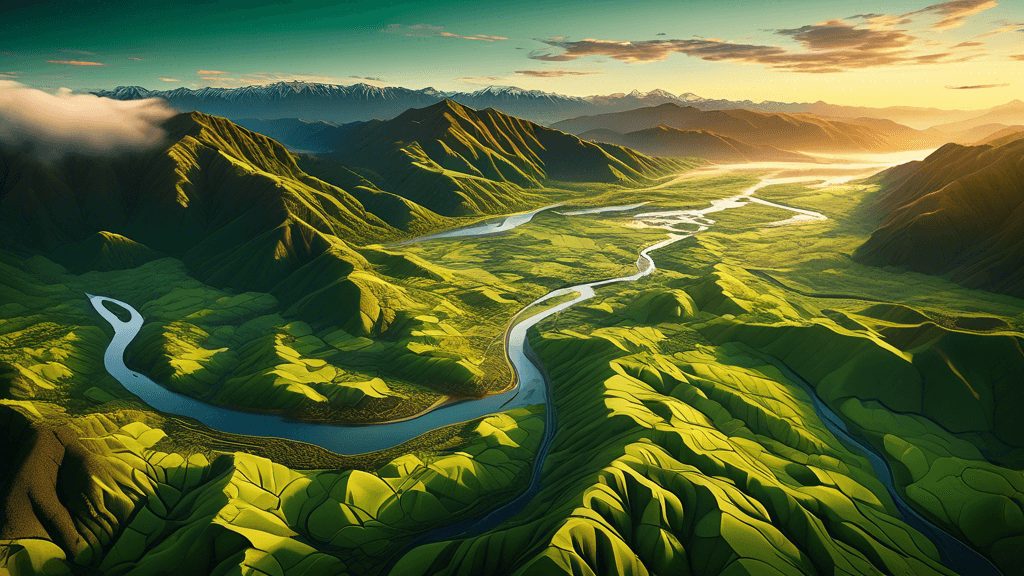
[89,175,999,576]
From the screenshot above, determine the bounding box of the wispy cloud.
[945,82,1009,89]
[903,0,998,31]
[349,75,384,82]
[977,19,1024,37]
[158,77,181,82]
[60,49,96,56]
[384,24,508,42]
[46,60,105,66]
[128,57,143,61]
[457,75,508,86]
[529,11,987,74]
[1013,54,1024,61]
[196,69,229,75]
[0,51,15,56]
[0,73,18,78]
[514,70,602,77]
[953,41,986,47]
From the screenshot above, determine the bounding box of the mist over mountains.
[90,80,995,127]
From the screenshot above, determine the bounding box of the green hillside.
[855,138,1024,297]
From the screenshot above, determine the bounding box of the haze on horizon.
[2,0,1022,109]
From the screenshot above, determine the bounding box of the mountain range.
[0,100,681,296]
[552,104,946,153]
[90,81,1023,130]
[578,126,815,163]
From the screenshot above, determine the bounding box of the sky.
[3,0,1023,109]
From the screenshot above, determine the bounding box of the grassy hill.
[551,103,943,152]
[855,139,1024,298]
[579,125,816,163]
[308,99,688,216]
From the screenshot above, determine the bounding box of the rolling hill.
[855,138,1024,297]
[551,104,944,152]
[578,125,816,163]
[307,99,687,216]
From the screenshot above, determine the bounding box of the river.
[89,170,999,575]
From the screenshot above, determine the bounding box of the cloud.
[846,14,913,28]
[0,51,15,56]
[384,24,508,42]
[158,77,181,82]
[0,73,18,79]
[513,70,602,77]
[61,49,96,56]
[952,41,985,47]
[349,75,384,82]
[945,82,1009,89]
[457,75,508,86]
[776,20,916,51]
[197,69,229,75]
[1009,54,1024,60]
[128,57,143,61]
[656,32,666,36]
[0,80,176,162]
[46,60,105,66]
[977,19,1024,37]
[903,0,998,31]
[528,16,984,73]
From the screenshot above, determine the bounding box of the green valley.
[2,104,1022,576]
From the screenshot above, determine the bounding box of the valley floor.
[3,163,1023,575]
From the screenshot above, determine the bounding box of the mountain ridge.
[91,80,1019,128]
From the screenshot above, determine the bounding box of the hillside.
[931,100,1024,136]
[310,99,687,216]
[855,138,1024,297]
[972,125,1024,146]
[0,112,421,294]
[551,104,943,152]
[579,125,815,163]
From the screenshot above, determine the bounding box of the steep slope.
[579,125,815,163]
[0,112,425,307]
[855,139,1024,297]
[551,104,942,152]
[313,99,687,216]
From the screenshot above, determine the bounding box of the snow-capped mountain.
[89,81,813,125]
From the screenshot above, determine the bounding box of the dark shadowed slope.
[855,138,1024,297]
[0,112,455,332]
[579,125,816,163]
[310,99,688,216]
[551,103,943,152]
[233,117,343,152]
